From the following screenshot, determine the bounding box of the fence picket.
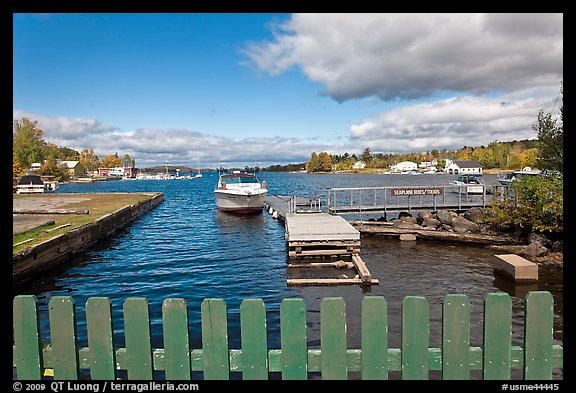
[483,293,512,380]
[361,296,388,379]
[402,296,429,380]
[12,292,561,381]
[201,298,229,380]
[86,297,115,380]
[49,296,79,380]
[280,298,307,380]
[13,295,43,380]
[240,299,268,379]
[321,297,347,380]
[442,294,470,379]
[124,298,153,380]
[524,291,554,379]
[162,298,191,380]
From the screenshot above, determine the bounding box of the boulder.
[417,211,433,225]
[396,221,419,229]
[451,215,480,233]
[551,240,563,253]
[441,224,454,232]
[421,217,441,229]
[436,210,458,225]
[398,211,418,223]
[399,234,417,241]
[464,207,486,224]
[520,242,549,258]
[528,232,553,248]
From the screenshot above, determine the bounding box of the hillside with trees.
[13,117,134,181]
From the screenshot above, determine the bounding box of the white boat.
[497,167,542,186]
[194,160,203,178]
[214,171,268,214]
[449,174,486,194]
[16,175,45,194]
[44,180,59,191]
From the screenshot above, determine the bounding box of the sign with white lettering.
[391,187,443,196]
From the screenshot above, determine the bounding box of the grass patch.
[13,193,159,254]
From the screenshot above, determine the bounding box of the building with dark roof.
[444,160,483,175]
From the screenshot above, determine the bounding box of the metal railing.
[326,185,512,217]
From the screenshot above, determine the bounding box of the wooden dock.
[264,196,378,287]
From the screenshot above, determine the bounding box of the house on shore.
[390,161,418,173]
[444,160,483,175]
[59,160,85,178]
[98,166,138,178]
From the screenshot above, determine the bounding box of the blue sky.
[13,13,563,168]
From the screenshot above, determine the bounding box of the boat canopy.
[220,173,259,183]
[18,175,44,185]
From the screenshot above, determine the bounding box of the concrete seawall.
[13,192,164,286]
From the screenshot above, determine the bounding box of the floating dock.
[285,213,360,257]
[264,196,378,287]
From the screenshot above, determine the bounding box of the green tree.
[38,156,70,181]
[13,118,47,169]
[306,152,321,173]
[489,176,563,233]
[534,87,563,175]
[360,147,373,165]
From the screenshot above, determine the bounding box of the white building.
[390,161,418,173]
[444,160,483,175]
[352,161,366,169]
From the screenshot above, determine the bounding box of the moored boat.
[214,171,268,214]
[16,175,45,194]
[44,180,59,192]
[497,167,542,186]
[449,174,486,194]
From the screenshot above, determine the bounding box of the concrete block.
[494,254,538,282]
[399,233,417,241]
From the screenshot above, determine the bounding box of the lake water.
[14,172,563,379]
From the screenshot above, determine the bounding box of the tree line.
[305,140,542,173]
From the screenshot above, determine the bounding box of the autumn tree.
[102,153,122,168]
[13,118,47,169]
[122,153,135,167]
[13,160,26,177]
[318,152,333,172]
[80,148,101,172]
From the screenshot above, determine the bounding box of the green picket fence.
[13,292,562,380]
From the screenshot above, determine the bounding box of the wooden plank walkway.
[264,195,378,287]
[286,213,360,242]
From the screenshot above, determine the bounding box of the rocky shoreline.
[362,207,563,268]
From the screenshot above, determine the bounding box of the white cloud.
[13,110,329,167]
[13,109,116,140]
[349,92,555,153]
[244,13,563,101]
